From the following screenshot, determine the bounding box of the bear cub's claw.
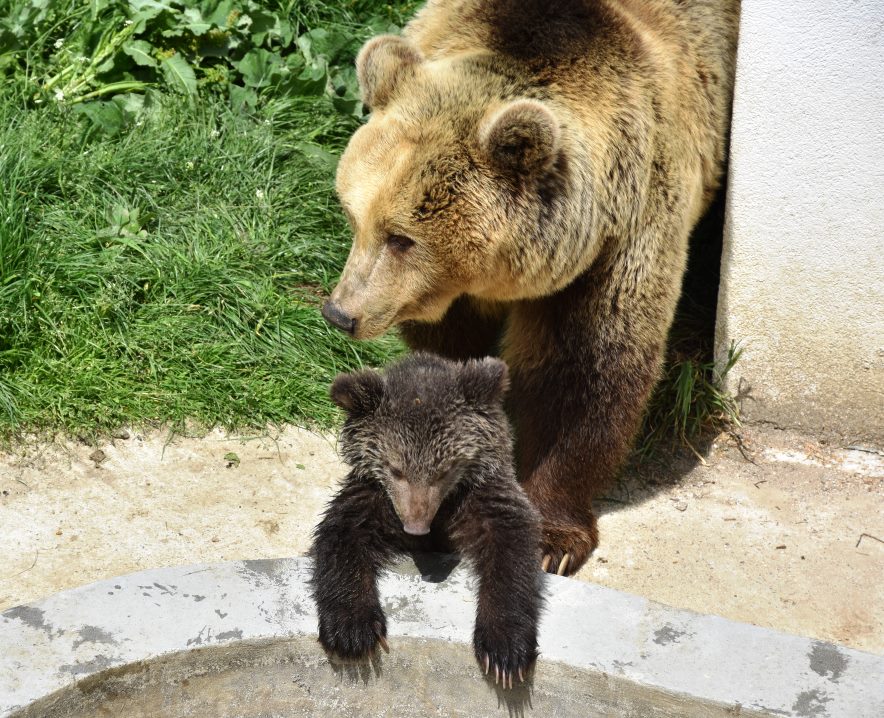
[474,622,537,690]
[317,604,388,660]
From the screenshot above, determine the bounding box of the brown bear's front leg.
[504,279,667,577]
[309,475,408,659]
[399,295,506,361]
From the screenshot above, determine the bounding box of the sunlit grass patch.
[0,91,402,439]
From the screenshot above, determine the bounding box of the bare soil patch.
[1,424,881,652]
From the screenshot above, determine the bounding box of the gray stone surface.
[1,557,882,717]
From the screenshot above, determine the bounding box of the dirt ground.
[1,423,882,653]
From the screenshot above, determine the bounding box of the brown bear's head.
[322,35,564,339]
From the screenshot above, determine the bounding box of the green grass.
[0,84,404,439]
[636,342,742,461]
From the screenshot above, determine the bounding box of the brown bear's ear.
[330,370,385,416]
[479,99,561,176]
[459,357,510,405]
[356,35,423,111]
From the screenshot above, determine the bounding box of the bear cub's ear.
[459,357,510,405]
[330,370,385,416]
[356,35,423,111]
[479,99,561,176]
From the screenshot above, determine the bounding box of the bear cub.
[310,352,543,686]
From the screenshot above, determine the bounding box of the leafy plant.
[0,0,417,133]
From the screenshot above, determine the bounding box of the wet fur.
[310,354,544,683]
[330,0,741,573]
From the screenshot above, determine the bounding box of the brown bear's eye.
[390,467,405,480]
[386,234,415,255]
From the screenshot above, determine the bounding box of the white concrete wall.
[716,0,884,443]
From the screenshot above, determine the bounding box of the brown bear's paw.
[317,602,389,661]
[538,514,599,576]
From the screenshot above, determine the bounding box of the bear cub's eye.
[386,234,415,255]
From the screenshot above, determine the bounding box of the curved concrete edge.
[1,556,882,717]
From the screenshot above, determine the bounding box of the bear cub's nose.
[402,520,431,536]
[321,301,357,335]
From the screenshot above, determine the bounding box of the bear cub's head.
[331,352,511,536]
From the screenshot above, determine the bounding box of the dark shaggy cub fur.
[310,353,543,687]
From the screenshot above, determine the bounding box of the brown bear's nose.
[321,300,357,335]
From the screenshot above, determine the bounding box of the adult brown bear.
[322,0,741,575]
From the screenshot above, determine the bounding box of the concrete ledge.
[1,556,882,716]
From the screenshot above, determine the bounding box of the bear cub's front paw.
[473,617,538,689]
[317,601,389,660]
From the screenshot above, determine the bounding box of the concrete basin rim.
[1,555,882,718]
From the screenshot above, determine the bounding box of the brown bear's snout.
[321,300,358,335]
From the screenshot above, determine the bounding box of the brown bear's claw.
[538,515,599,576]
[540,552,571,575]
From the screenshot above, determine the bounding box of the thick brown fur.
[325,0,741,574]
[310,353,543,685]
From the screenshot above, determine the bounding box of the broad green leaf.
[161,53,197,96]
[108,234,149,255]
[90,0,113,21]
[295,32,313,63]
[0,29,19,54]
[276,53,327,97]
[128,0,174,32]
[183,8,212,36]
[223,452,240,467]
[332,96,363,118]
[207,1,236,27]
[235,48,281,88]
[112,92,146,118]
[27,0,50,26]
[229,84,257,112]
[109,204,133,228]
[297,28,350,64]
[198,30,235,59]
[276,19,294,47]
[247,7,279,45]
[128,0,174,12]
[74,100,125,136]
[365,18,401,35]
[123,40,157,68]
[332,67,360,97]
[95,56,115,75]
